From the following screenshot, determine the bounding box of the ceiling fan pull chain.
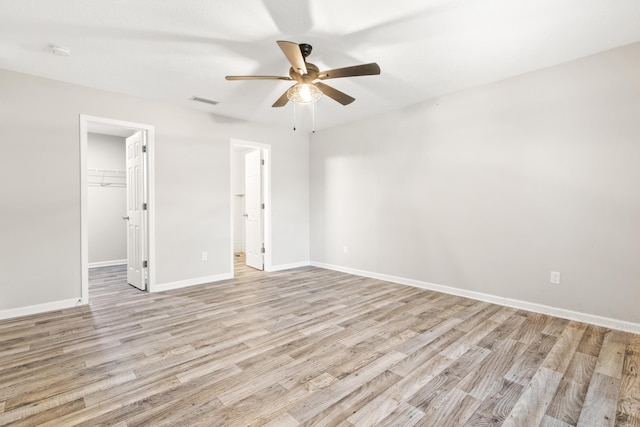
[312,103,315,133]
[293,102,297,131]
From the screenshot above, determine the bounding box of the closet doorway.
[230,139,271,275]
[80,115,156,302]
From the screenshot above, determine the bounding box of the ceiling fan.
[225,41,381,107]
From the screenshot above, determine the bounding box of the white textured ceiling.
[2,0,640,131]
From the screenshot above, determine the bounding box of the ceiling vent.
[190,96,219,106]
[50,44,71,56]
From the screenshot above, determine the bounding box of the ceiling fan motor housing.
[290,62,319,82]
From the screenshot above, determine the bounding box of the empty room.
[0,1,639,426]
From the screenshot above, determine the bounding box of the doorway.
[230,139,271,275]
[80,115,156,303]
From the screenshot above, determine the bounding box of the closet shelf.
[88,168,125,175]
[88,168,126,187]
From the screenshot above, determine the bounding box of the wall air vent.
[190,96,219,106]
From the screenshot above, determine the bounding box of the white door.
[245,150,263,270]
[125,132,146,290]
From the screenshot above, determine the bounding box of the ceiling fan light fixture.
[287,83,322,104]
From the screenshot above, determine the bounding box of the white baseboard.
[0,298,84,321]
[88,259,127,268]
[267,261,310,272]
[310,261,640,335]
[153,273,234,293]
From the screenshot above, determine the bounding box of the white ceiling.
[2,0,640,131]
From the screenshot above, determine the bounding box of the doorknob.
[122,216,130,220]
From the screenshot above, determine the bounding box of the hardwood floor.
[0,255,638,426]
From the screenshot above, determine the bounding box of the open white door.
[245,150,263,270]
[125,132,146,290]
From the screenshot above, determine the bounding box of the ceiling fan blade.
[277,40,307,75]
[272,88,291,107]
[315,82,355,105]
[225,75,292,81]
[318,63,381,80]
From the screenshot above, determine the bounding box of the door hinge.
[142,202,148,210]
[142,145,147,153]
[261,203,265,209]
[142,260,148,268]
[261,159,265,166]
[261,246,265,254]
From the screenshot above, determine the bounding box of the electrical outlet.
[550,271,561,285]
[201,251,208,261]
[343,246,348,254]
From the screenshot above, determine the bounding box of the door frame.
[230,138,271,275]
[80,115,156,302]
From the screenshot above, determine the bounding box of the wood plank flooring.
[0,255,638,426]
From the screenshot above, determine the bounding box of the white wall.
[233,196,246,253]
[310,42,640,326]
[0,68,309,313]
[231,147,248,253]
[87,133,126,265]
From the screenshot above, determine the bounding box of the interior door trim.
[230,138,271,275]
[80,114,156,302]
